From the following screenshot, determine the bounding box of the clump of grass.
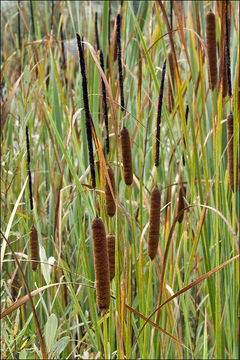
[92,217,110,314]
[120,127,133,186]
[104,166,116,217]
[107,234,115,281]
[148,186,161,260]
[205,10,217,90]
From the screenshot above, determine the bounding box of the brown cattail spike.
[167,51,175,112]
[92,217,110,314]
[107,234,115,281]
[148,186,161,260]
[30,225,39,271]
[227,113,238,191]
[206,11,218,90]
[120,127,133,185]
[105,166,116,217]
[177,185,186,223]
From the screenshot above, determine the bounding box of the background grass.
[1,1,239,359]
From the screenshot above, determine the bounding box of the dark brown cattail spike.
[104,166,116,217]
[120,127,133,185]
[182,104,189,166]
[177,185,186,223]
[26,126,33,211]
[227,113,238,191]
[225,0,232,97]
[167,51,175,112]
[18,1,21,49]
[107,234,115,281]
[148,186,161,260]
[155,60,166,168]
[95,12,100,51]
[76,33,96,188]
[116,13,125,111]
[99,50,109,155]
[92,217,110,314]
[30,225,39,271]
[30,0,35,40]
[206,11,218,90]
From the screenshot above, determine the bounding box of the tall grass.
[1,1,239,359]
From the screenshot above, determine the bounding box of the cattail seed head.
[167,51,175,112]
[177,185,186,223]
[206,11,218,90]
[104,166,116,217]
[227,113,238,191]
[107,234,115,281]
[92,217,110,314]
[30,225,39,271]
[148,186,161,260]
[120,127,133,185]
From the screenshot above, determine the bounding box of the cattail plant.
[177,185,186,223]
[76,33,96,188]
[99,50,109,155]
[148,186,161,260]
[107,234,115,281]
[26,126,39,271]
[29,225,39,271]
[120,127,133,185]
[227,112,238,191]
[104,166,116,217]
[205,10,217,90]
[225,0,232,97]
[167,51,175,112]
[92,217,110,314]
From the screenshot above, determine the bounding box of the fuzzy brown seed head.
[227,113,238,191]
[177,185,186,223]
[107,234,115,281]
[120,127,133,185]
[206,11,218,90]
[105,166,116,217]
[167,51,175,112]
[148,186,161,260]
[30,225,39,271]
[92,217,110,313]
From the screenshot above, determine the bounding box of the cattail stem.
[148,186,161,260]
[95,12,100,51]
[26,126,33,211]
[225,0,232,97]
[18,1,21,49]
[206,10,217,90]
[76,33,96,188]
[155,60,166,168]
[99,50,109,155]
[92,217,110,314]
[116,13,125,112]
[30,0,35,40]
